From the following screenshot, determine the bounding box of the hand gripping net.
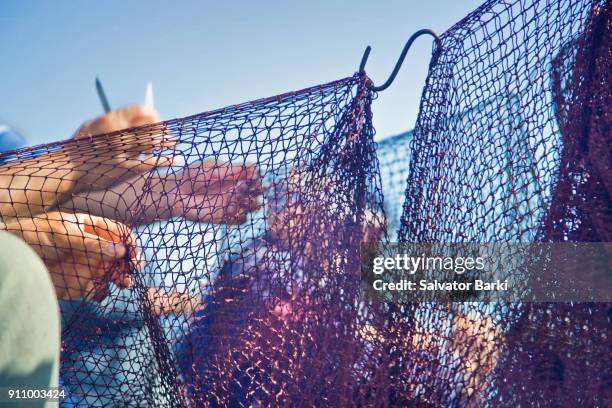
[0,0,609,406]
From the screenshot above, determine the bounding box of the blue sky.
[0,0,482,145]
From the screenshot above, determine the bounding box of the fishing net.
[0,0,609,406]
[397,0,611,406]
[0,74,391,407]
[376,130,413,237]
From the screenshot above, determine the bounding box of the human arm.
[0,112,176,219]
[68,287,200,322]
[61,160,263,225]
[60,106,263,225]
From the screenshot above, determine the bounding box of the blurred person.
[0,211,143,408]
[175,170,387,404]
[0,232,62,408]
[0,110,177,220]
[1,106,263,224]
[2,212,141,300]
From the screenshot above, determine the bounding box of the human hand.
[451,314,500,374]
[4,212,143,301]
[0,106,177,219]
[68,105,177,192]
[147,288,200,317]
[451,314,501,402]
[74,105,161,138]
[166,161,264,224]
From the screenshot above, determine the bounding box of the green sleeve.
[0,231,60,407]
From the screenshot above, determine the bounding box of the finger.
[85,214,135,252]
[91,280,110,302]
[212,163,258,183]
[227,176,264,200]
[79,231,126,260]
[183,195,217,223]
[183,191,224,223]
[115,250,143,281]
[123,154,180,175]
[246,179,265,196]
[81,214,121,240]
[72,257,112,286]
[53,222,125,261]
[195,164,264,197]
[184,208,206,223]
[234,164,260,182]
[89,216,138,251]
[233,167,262,191]
[140,154,181,168]
[214,196,261,225]
[76,280,97,301]
[206,163,237,182]
[89,215,143,279]
[108,260,134,289]
[228,181,265,207]
[211,201,246,225]
[234,181,251,196]
[222,206,248,225]
[73,257,131,297]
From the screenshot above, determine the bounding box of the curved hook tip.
[359,46,372,73]
[359,29,442,92]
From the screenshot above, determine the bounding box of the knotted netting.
[396,0,611,406]
[0,74,393,406]
[0,0,609,406]
[376,130,413,236]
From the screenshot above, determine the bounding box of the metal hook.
[359,28,442,92]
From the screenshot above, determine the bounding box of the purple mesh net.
[398,0,610,406]
[0,0,609,406]
[377,130,413,237]
[0,74,389,406]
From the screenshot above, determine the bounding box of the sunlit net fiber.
[397,0,610,406]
